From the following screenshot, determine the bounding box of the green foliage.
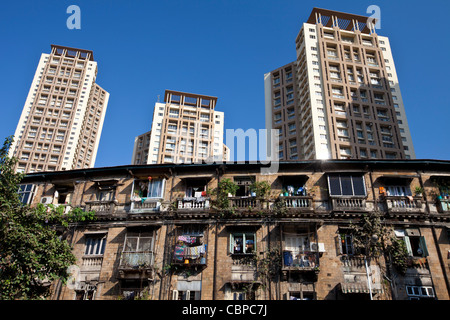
[209,178,239,214]
[387,235,409,276]
[349,210,409,276]
[249,181,271,199]
[272,198,288,216]
[0,136,95,300]
[256,247,281,285]
[349,211,390,257]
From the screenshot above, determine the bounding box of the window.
[328,174,366,197]
[173,281,202,300]
[133,178,165,199]
[406,286,435,300]
[394,229,428,257]
[98,190,114,201]
[121,230,154,268]
[338,230,354,255]
[18,184,36,205]
[283,231,317,267]
[184,179,208,198]
[386,186,412,197]
[84,235,107,255]
[230,233,255,254]
[234,176,255,197]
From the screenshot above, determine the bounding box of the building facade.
[9,45,109,173]
[19,160,450,300]
[265,8,415,161]
[132,90,228,165]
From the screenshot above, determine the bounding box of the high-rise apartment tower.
[132,90,229,164]
[9,45,109,173]
[265,8,415,160]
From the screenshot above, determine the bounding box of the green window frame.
[230,233,255,254]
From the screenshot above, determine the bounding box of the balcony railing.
[177,197,210,210]
[81,255,103,271]
[384,196,424,213]
[173,243,207,266]
[229,197,261,210]
[331,197,367,211]
[279,196,313,210]
[85,200,116,215]
[119,252,154,269]
[282,250,319,271]
[130,199,160,213]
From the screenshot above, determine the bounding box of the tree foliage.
[209,178,239,213]
[349,210,409,275]
[0,136,95,299]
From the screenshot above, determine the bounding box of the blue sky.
[1,0,449,166]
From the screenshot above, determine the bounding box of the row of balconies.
[82,194,433,217]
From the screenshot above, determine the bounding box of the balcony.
[229,196,262,210]
[173,234,207,267]
[118,252,154,279]
[383,196,424,214]
[282,250,319,272]
[130,198,161,213]
[231,258,257,282]
[437,198,450,213]
[119,252,154,269]
[177,197,210,210]
[85,200,116,215]
[81,255,103,272]
[278,196,313,213]
[331,197,367,212]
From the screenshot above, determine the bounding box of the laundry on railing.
[174,245,186,261]
[173,244,206,260]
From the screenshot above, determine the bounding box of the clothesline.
[174,244,207,260]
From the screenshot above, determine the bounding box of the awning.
[84,230,108,235]
[340,282,382,294]
[377,174,418,182]
[92,178,120,185]
[278,175,309,184]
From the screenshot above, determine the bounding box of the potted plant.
[414,186,424,196]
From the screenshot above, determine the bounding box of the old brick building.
[18,160,450,300]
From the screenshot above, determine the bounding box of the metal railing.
[283,251,318,269]
[119,252,154,269]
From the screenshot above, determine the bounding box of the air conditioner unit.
[310,243,326,252]
[40,196,53,204]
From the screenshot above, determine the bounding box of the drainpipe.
[267,221,271,300]
[364,256,373,300]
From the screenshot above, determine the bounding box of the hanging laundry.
[174,245,186,261]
